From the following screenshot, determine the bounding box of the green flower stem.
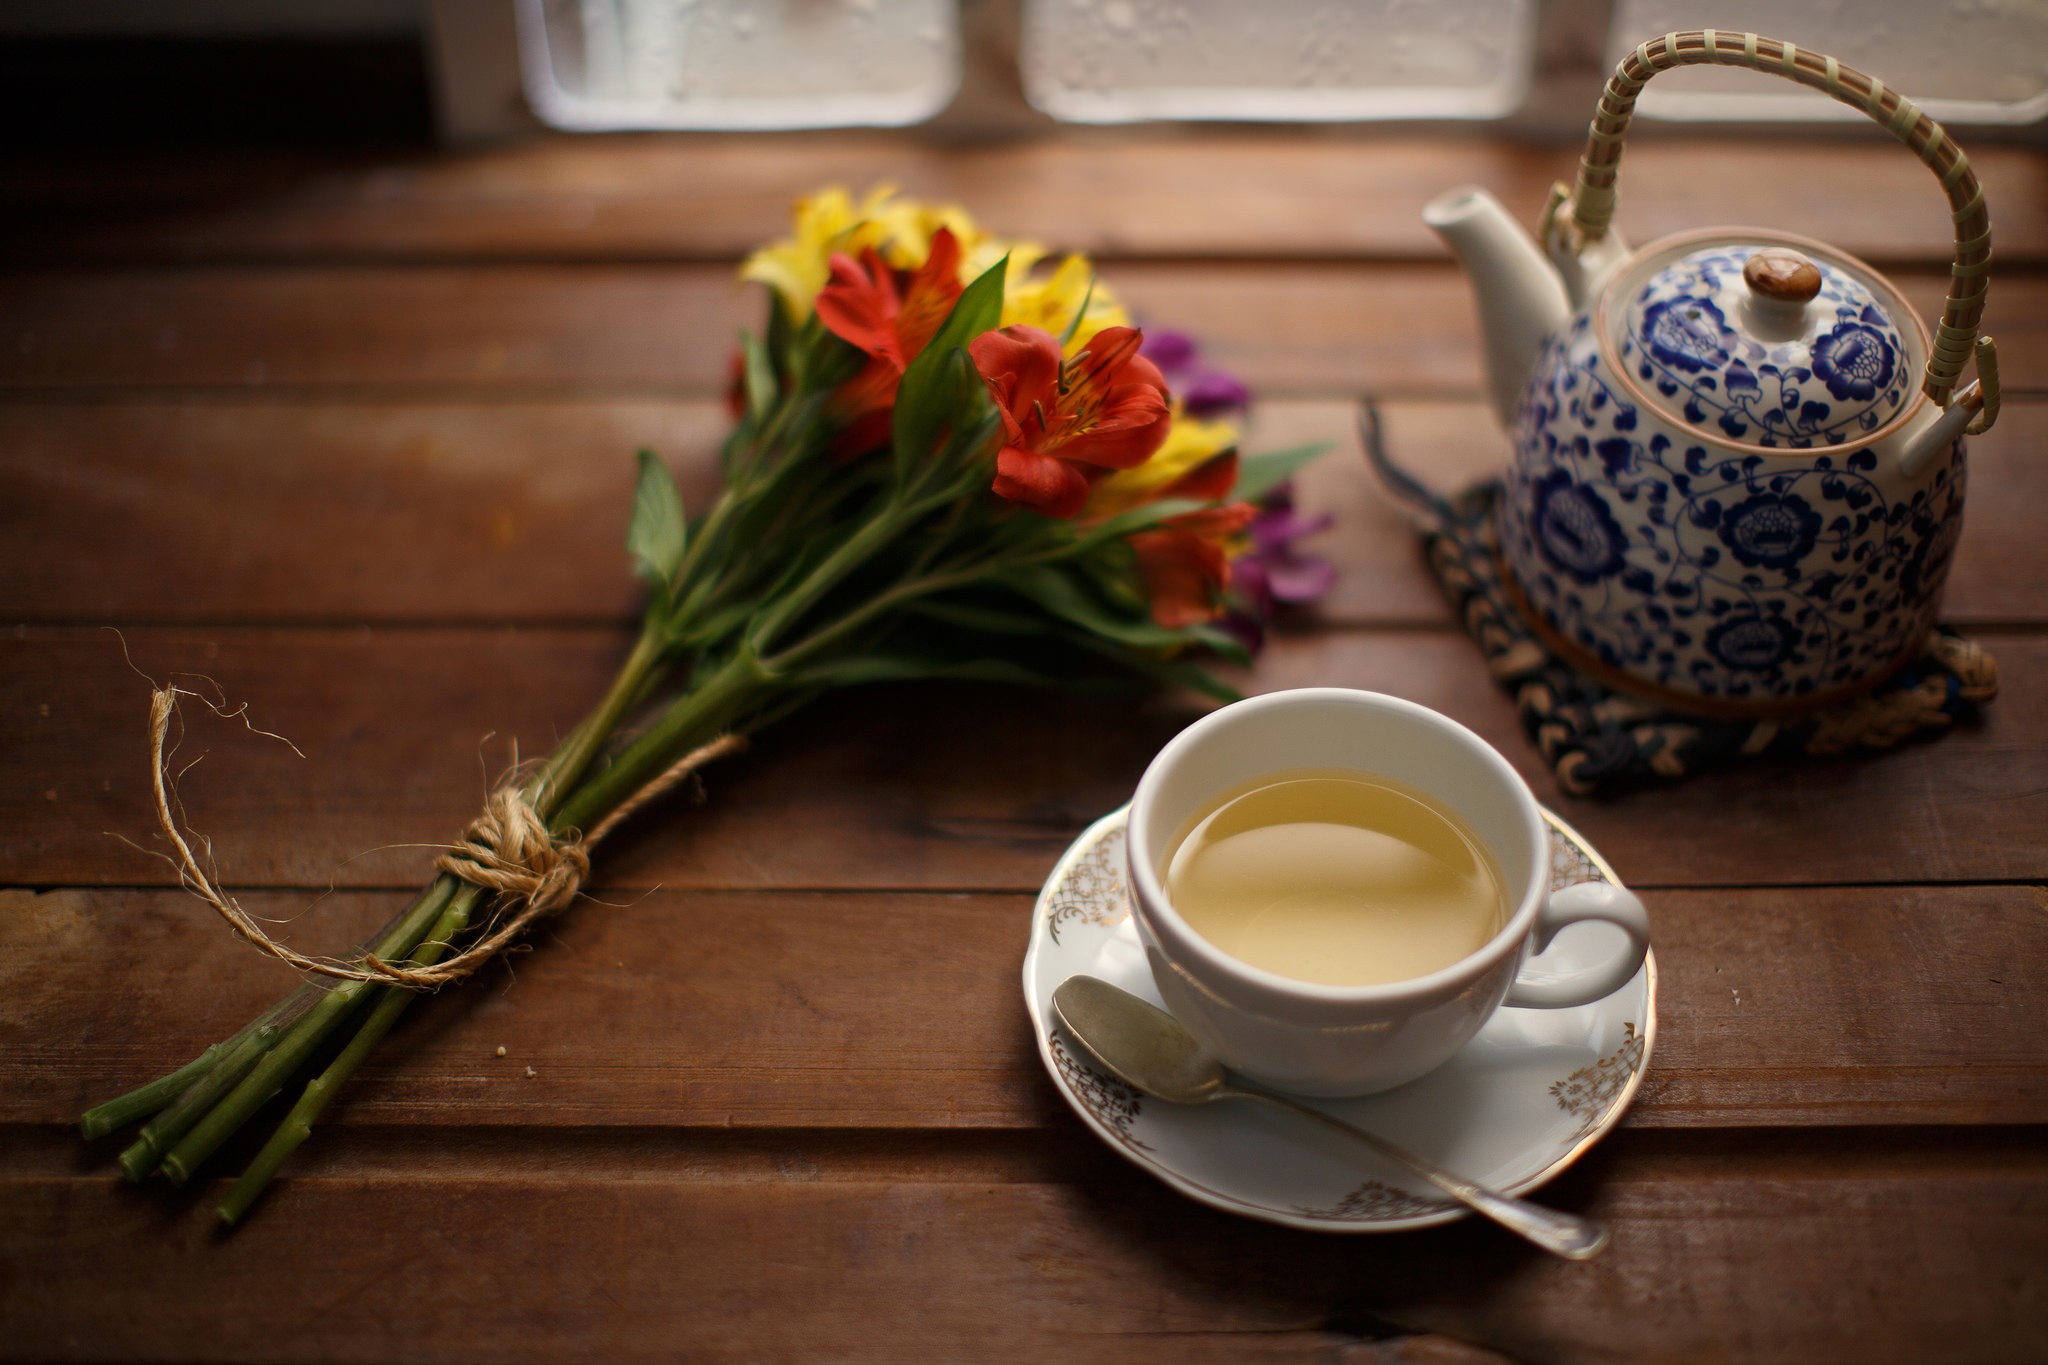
[216,883,483,1226]
[116,1003,317,1181]
[764,519,1093,680]
[744,483,961,657]
[667,398,816,615]
[525,630,667,822]
[156,875,457,1186]
[764,564,990,676]
[83,1044,226,1144]
[549,650,771,837]
[81,988,307,1141]
[215,616,791,1222]
[216,626,788,1222]
[668,455,842,637]
[171,628,682,1211]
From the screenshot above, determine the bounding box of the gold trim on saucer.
[1045,824,1131,944]
[1025,805,1659,1234]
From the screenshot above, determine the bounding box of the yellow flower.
[1084,404,1240,520]
[875,198,986,273]
[1000,251,1131,356]
[741,185,987,322]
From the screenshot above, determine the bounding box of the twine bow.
[146,684,744,990]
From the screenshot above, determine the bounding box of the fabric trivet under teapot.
[1361,407,1998,797]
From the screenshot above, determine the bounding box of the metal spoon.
[1051,974,1610,1260]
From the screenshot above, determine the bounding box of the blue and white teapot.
[1427,31,2002,713]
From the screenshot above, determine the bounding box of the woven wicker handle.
[1565,30,1999,430]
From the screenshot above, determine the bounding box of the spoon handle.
[1222,1084,1610,1261]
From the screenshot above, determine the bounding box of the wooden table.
[2,129,2043,1362]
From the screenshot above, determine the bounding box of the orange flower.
[815,226,966,456]
[1130,503,1257,628]
[968,324,1171,519]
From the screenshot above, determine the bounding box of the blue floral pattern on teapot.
[1621,247,1912,450]
[1499,310,1965,705]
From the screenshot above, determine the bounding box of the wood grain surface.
[5,134,2045,265]
[6,263,2045,398]
[2,129,2043,1364]
[4,883,2040,1133]
[6,628,2042,891]
[6,398,2047,626]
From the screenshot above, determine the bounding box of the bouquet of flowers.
[83,186,1332,1224]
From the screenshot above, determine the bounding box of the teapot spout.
[1423,187,1571,430]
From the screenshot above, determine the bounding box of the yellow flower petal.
[739,185,864,320]
[1001,252,1131,354]
[1084,405,1240,519]
[741,184,999,322]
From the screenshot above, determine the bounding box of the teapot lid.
[1612,237,1920,450]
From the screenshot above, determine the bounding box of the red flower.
[817,226,963,370]
[1130,503,1257,628]
[815,227,965,456]
[968,324,1171,519]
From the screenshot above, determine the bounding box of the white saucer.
[1022,804,1656,1233]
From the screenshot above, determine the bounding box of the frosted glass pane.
[1610,1,2048,124]
[515,0,961,130]
[1020,0,1537,123]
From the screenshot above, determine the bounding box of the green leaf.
[1142,656,1241,703]
[1001,561,1251,666]
[1181,623,1253,667]
[1068,632,1242,703]
[1066,497,1207,551]
[798,653,1073,691]
[1058,275,1098,346]
[1004,563,1198,652]
[739,330,778,421]
[1233,441,1335,504]
[893,256,1007,478]
[905,598,1054,637]
[765,294,797,373]
[627,449,687,591]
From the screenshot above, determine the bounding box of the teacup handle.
[1504,881,1651,1010]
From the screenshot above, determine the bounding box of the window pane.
[1020,0,1536,123]
[516,0,961,130]
[1609,1,2048,124]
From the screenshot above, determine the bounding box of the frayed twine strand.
[146,684,745,991]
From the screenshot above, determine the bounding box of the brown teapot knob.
[1743,249,1823,304]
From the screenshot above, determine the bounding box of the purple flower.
[1141,329,1250,420]
[1223,482,1336,651]
[1140,329,1198,372]
[1183,371,1252,420]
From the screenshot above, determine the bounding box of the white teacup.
[1126,688,1651,1097]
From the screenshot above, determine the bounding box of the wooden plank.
[4,263,2044,399]
[1,1129,2041,1363]
[7,397,2043,628]
[4,627,2043,892]
[4,134,2044,266]
[0,399,711,626]
[6,883,2042,1132]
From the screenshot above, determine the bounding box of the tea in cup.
[1126,688,1650,1096]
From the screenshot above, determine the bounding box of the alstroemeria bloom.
[1216,481,1337,649]
[1083,405,1240,521]
[741,185,983,323]
[1140,329,1253,420]
[999,250,1132,356]
[818,226,963,372]
[969,324,1172,519]
[1130,504,1259,628]
[815,226,966,454]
